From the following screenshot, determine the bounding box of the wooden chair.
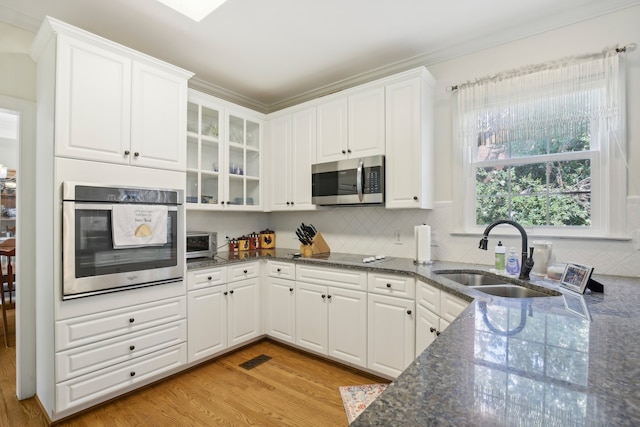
[0,238,15,347]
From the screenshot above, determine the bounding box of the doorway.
[0,96,36,400]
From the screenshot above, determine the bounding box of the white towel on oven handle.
[111,204,168,248]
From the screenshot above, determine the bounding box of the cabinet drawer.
[416,281,440,314]
[56,319,186,382]
[228,261,260,282]
[368,273,415,298]
[440,292,469,323]
[56,296,186,351]
[56,343,187,412]
[187,266,227,290]
[266,260,295,280]
[296,265,367,290]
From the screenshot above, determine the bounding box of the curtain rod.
[447,43,636,92]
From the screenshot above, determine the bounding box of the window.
[455,52,626,237]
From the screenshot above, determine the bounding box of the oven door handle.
[68,203,178,211]
[356,158,364,202]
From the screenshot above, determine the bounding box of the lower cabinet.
[295,281,368,368]
[367,293,415,378]
[264,276,296,343]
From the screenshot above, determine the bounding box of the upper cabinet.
[385,69,435,209]
[186,90,264,211]
[33,19,193,171]
[268,107,317,211]
[316,87,385,163]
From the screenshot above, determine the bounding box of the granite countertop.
[188,250,640,426]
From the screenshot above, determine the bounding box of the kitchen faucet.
[478,219,535,280]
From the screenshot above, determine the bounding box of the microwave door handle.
[357,158,364,202]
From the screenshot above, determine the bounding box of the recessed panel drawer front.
[295,265,367,290]
[368,273,415,298]
[56,296,186,351]
[187,266,227,291]
[55,343,187,412]
[416,281,440,314]
[56,319,187,382]
[266,260,295,280]
[228,261,260,282]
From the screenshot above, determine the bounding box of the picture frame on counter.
[560,262,594,294]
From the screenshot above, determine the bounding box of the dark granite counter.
[188,250,640,426]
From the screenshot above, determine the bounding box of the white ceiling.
[1,0,639,112]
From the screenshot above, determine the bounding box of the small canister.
[249,232,260,250]
[228,238,238,252]
[237,236,250,251]
[260,229,276,249]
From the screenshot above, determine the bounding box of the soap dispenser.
[495,241,506,273]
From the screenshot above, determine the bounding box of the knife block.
[300,232,330,257]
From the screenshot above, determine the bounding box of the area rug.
[339,383,388,424]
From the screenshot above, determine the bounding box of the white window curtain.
[454,50,627,237]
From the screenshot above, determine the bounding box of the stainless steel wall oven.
[62,182,184,299]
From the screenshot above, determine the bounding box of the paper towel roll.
[414,224,431,264]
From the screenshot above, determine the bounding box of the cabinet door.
[316,98,348,163]
[415,305,439,358]
[268,114,292,210]
[295,282,328,354]
[131,61,188,170]
[385,76,433,209]
[367,293,415,378]
[440,292,469,324]
[55,35,132,164]
[290,107,317,209]
[187,286,227,363]
[328,287,367,368]
[227,277,261,347]
[348,87,385,158]
[264,277,296,343]
[226,112,263,210]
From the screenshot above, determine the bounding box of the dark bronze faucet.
[478,219,534,280]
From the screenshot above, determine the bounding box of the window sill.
[450,229,631,242]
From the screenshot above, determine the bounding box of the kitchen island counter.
[188,250,640,426]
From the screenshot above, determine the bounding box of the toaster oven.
[186,232,217,259]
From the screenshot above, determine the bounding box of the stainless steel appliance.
[186,231,217,259]
[62,182,184,299]
[311,155,384,205]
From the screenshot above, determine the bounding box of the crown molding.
[188,77,270,114]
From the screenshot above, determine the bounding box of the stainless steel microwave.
[311,155,384,205]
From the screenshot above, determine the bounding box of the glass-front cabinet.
[186,90,263,210]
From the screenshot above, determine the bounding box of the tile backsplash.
[188,198,640,277]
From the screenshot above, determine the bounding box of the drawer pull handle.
[130,371,136,377]
[386,283,391,288]
[243,269,248,274]
[407,310,412,315]
[207,276,212,281]
[430,327,436,333]
[130,345,135,351]
[129,318,135,323]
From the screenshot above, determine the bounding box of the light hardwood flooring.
[1,309,388,426]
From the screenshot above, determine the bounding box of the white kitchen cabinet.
[316,88,385,163]
[295,282,367,368]
[368,272,415,299]
[187,263,260,363]
[385,69,435,209]
[264,261,296,343]
[268,107,317,211]
[186,91,264,210]
[415,281,469,357]
[367,293,415,378]
[54,31,191,171]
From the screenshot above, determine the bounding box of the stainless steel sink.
[469,284,552,298]
[434,270,561,298]
[435,272,508,286]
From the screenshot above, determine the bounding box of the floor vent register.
[239,354,272,370]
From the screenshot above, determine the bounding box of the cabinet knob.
[243,269,248,274]
[276,268,281,272]
[386,283,391,288]
[129,318,135,323]
[207,276,212,281]
[291,201,294,205]
[227,201,231,205]
[430,327,436,333]
[407,310,412,315]
[413,196,418,201]
[124,150,130,156]
[286,202,290,205]
[327,295,332,299]
[347,149,351,154]
[130,371,136,377]
[341,150,346,154]
[229,290,234,294]
[134,152,140,157]
[436,331,441,336]
[221,201,225,205]
[289,288,294,292]
[129,345,135,351]
[321,294,326,299]
[224,291,228,295]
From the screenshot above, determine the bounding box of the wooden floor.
[1,309,388,426]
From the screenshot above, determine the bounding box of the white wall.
[0,23,36,102]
